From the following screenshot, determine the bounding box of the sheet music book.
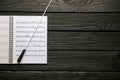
[0,16,47,64]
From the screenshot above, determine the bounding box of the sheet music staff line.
[17,0,53,63]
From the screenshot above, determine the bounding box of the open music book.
[0,16,47,64]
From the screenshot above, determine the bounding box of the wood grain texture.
[0,0,120,12]
[0,13,120,31]
[0,0,120,79]
[48,13,120,31]
[0,14,119,71]
[0,71,120,80]
[48,32,120,50]
[0,51,119,71]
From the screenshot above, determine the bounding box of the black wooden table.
[0,0,120,80]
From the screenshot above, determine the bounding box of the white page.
[0,16,9,63]
[13,16,47,64]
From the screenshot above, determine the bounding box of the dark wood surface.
[0,0,120,80]
[0,0,120,12]
[0,51,119,71]
[0,71,120,80]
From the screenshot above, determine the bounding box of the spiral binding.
[9,16,13,63]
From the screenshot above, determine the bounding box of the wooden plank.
[0,0,120,12]
[48,13,120,31]
[0,51,119,71]
[0,13,120,31]
[0,71,120,80]
[48,32,120,50]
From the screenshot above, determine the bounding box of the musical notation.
[13,16,47,63]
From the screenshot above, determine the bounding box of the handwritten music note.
[13,16,47,63]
